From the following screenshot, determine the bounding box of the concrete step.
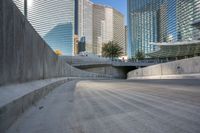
[0,77,73,133]
[0,76,113,133]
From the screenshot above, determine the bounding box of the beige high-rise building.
[93,4,126,56]
[125,26,128,56]
[113,9,126,56]
[78,0,93,53]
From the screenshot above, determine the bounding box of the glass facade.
[13,0,75,55]
[13,0,126,56]
[78,0,93,53]
[128,0,200,57]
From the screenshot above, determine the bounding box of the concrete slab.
[0,77,72,133]
[6,79,200,133]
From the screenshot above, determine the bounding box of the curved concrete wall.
[0,0,111,86]
[128,57,200,79]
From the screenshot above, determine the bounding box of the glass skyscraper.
[13,0,126,56]
[128,0,200,57]
[78,0,93,53]
[13,0,75,55]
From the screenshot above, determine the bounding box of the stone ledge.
[0,77,112,132]
[0,77,72,133]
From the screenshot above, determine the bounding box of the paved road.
[7,79,200,133]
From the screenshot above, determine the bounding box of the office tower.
[128,0,200,57]
[113,9,126,56]
[125,26,128,56]
[13,0,75,55]
[93,4,125,56]
[78,0,94,53]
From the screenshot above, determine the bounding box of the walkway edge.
[0,77,107,133]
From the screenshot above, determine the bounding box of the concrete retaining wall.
[127,57,200,79]
[0,0,111,86]
[0,76,112,133]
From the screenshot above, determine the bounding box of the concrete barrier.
[0,76,113,133]
[0,0,112,86]
[0,78,72,133]
[127,57,200,79]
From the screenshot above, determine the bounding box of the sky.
[91,0,127,25]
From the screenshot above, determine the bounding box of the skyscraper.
[13,0,126,56]
[93,4,107,55]
[113,9,126,56]
[93,4,126,55]
[78,0,93,53]
[128,0,200,57]
[125,26,128,56]
[13,0,75,55]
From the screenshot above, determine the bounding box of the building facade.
[13,0,126,56]
[113,9,126,56]
[93,4,106,55]
[13,0,75,55]
[93,4,126,56]
[128,0,200,57]
[78,0,94,53]
[125,26,128,56]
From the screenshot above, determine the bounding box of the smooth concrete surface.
[128,57,200,79]
[0,77,72,133]
[6,79,200,133]
[0,78,71,108]
[0,77,113,133]
[0,0,111,86]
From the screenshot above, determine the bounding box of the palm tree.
[102,41,123,60]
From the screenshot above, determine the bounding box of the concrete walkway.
[7,80,200,133]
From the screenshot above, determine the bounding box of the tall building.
[93,4,106,55]
[78,0,93,53]
[128,0,200,57]
[93,4,126,55]
[13,0,126,56]
[125,26,128,56]
[113,9,126,56]
[13,0,75,55]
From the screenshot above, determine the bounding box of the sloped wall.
[0,0,111,86]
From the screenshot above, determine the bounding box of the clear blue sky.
[91,0,127,25]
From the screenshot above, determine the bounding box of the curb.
[0,77,113,133]
[0,78,71,133]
